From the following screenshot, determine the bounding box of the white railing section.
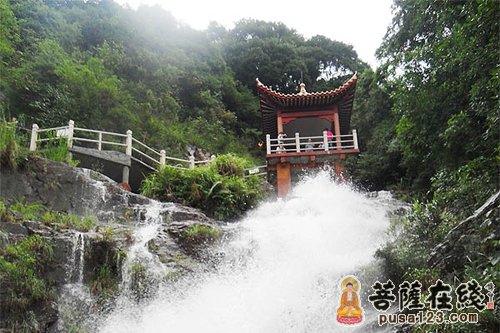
[29,120,214,170]
[265,130,359,155]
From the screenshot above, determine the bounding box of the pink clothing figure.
[325,129,333,142]
[327,130,333,141]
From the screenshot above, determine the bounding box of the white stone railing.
[29,120,215,170]
[265,130,358,155]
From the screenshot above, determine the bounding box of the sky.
[113,0,394,68]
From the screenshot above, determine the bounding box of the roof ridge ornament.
[299,82,307,95]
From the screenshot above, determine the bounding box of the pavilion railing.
[265,130,358,155]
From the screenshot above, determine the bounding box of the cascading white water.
[66,232,86,284]
[57,232,94,331]
[99,172,395,333]
[119,202,167,298]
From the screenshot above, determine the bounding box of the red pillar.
[333,111,342,150]
[276,163,291,197]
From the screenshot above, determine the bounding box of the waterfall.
[98,172,397,333]
[76,233,85,284]
[66,232,86,284]
[58,233,93,331]
[118,202,167,300]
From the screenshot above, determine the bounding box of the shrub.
[0,201,14,222]
[0,119,18,169]
[431,157,497,220]
[210,153,249,177]
[141,155,265,220]
[38,132,79,167]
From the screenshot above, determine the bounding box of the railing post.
[295,132,300,152]
[125,130,132,156]
[98,132,102,151]
[67,120,74,148]
[266,134,271,155]
[323,131,328,151]
[160,149,166,168]
[122,130,133,185]
[352,130,359,150]
[29,124,39,152]
[189,155,195,169]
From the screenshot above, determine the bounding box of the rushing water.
[97,172,396,333]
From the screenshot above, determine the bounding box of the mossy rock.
[167,221,221,254]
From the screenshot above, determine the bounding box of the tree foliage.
[221,19,367,93]
[0,1,365,161]
[377,0,498,193]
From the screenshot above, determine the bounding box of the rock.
[0,222,28,236]
[0,231,8,248]
[36,301,59,332]
[429,190,500,271]
[24,221,55,237]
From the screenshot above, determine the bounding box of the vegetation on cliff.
[1,200,96,232]
[0,235,54,332]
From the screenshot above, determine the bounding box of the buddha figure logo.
[336,275,364,325]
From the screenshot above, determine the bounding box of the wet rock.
[167,220,221,255]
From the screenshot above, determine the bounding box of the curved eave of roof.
[256,74,357,108]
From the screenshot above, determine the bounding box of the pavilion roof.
[256,74,356,108]
[257,74,357,137]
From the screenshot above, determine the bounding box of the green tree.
[377,0,499,193]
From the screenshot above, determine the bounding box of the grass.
[38,131,79,167]
[90,265,117,296]
[0,201,14,222]
[2,200,96,232]
[141,153,266,220]
[129,261,150,300]
[0,118,29,170]
[100,226,115,242]
[185,224,220,242]
[88,236,123,301]
[0,117,79,170]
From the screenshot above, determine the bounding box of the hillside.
[0,0,366,161]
